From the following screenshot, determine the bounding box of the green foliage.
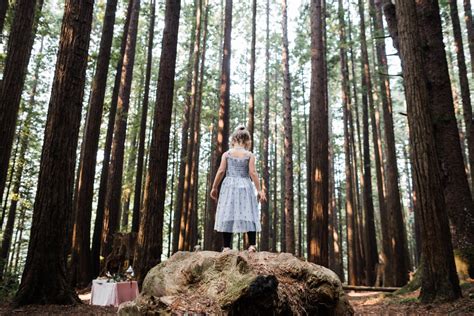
[0,267,20,300]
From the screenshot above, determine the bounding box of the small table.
[90,279,139,306]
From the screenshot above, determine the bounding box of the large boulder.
[118,251,353,315]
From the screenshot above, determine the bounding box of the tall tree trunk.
[338,0,356,285]
[272,108,279,252]
[370,0,401,287]
[358,0,379,286]
[91,0,134,278]
[0,0,42,209]
[180,0,203,251]
[173,1,197,253]
[448,0,474,186]
[308,0,328,266]
[248,0,256,149]
[187,0,210,250]
[14,0,93,305]
[101,0,141,258]
[394,0,461,303]
[133,0,181,284]
[281,0,295,254]
[260,0,270,252]
[71,0,118,287]
[132,0,156,233]
[205,0,232,251]
[463,0,474,75]
[385,0,474,281]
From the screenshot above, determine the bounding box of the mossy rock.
[118,251,354,315]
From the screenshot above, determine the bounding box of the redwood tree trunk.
[385,0,474,281]
[0,0,42,210]
[71,0,118,288]
[248,0,256,149]
[132,0,156,234]
[281,0,295,255]
[205,0,232,251]
[91,0,133,278]
[13,0,93,305]
[338,0,356,285]
[133,0,181,284]
[101,0,141,258]
[448,0,474,187]
[260,0,270,252]
[308,0,328,266]
[394,0,461,303]
[172,1,197,253]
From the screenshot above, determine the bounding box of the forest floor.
[1,283,474,315]
[348,282,474,315]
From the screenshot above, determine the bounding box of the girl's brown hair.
[230,125,251,149]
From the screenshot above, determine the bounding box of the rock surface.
[118,251,353,315]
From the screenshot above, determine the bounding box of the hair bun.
[238,126,245,131]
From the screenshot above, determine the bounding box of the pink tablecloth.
[90,280,139,306]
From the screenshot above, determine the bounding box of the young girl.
[210,126,266,252]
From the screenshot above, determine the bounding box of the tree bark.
[394,0,461,303]
[385,0,474,281]
[101,0,141,258]
[180,0,203,251]
[173,1,197,253]
[358,0,379,286]
[91,0,134,279]
[205,0,232,251]
[281,0,295,255]
[370,0,402,286]
[132,0,156,234]
[0,0,42,210]
[133,0,181,284]
[260,0,270,252]
[71,0,118,288]
[448,0,474,185]
[338,0,356,285]
[248,0,257,149]
[308,0,328,266]
[13,0,93,305]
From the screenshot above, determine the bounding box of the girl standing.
[210,126,266,252]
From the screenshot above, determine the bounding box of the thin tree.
[357,0,379,285]
[132,0,156,233]
[394,0,461,303]
[448,0,474,185]
[173,1,197,253]
[0,0,42,209]
[133,0,181,284]
[281,0,295,254]
[260,0,271,251]
[101,0,141,258]
[248,0,257,148]
[338,0,356,285]
[71,0,118,287]
[308,0,328,266]
[91,0,134,278]
[180,0,203,251]
[205,0,232,251]
[13,0,94,305]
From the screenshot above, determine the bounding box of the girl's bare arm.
[249,155,262,192]
[210,153,228,199]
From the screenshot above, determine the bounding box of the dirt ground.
[1,285,474,315]
[348,285,474,315]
